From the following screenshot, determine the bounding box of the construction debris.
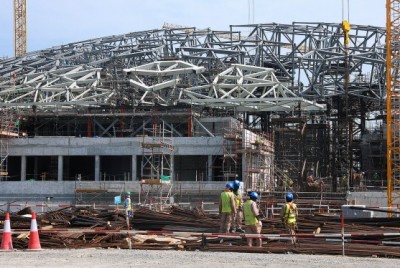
[1,205,400,258]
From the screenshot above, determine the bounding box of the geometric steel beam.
[0,23,386,114]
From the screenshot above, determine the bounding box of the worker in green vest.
[243,191,262,247]
[232,179,244,232]
[280,192,298,244]
[219,183,236,233]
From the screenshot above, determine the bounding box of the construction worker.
[243,191,262,247]
[124,192,132,218]
[280,192,298,244]
[232,179,244,232]
[219,182,236,233]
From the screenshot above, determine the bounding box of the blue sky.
[0,0,386,57]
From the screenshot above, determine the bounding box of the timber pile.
[1,206,400,258]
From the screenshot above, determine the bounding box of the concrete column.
[131,155,137,181]
[20,156,26,181]
[207,155,213,181]
[57,155,63,181]
[95,155,100,181]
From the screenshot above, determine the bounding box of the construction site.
[1,0,400,262]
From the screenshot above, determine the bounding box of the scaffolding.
[139,121,174,210]
[222,119,242,181]
[272,117,305,192]
[242,131,275,193]
[222,118,275,192]
[0,108,20,180]
[272,116,331,192]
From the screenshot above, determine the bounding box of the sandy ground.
[0,249,399,268]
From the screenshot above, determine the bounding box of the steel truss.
[0,22,387,191]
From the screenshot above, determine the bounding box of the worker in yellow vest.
[232,179,244,232]
[280,192,298,244]
[243,192,262,247]
[124,192,132,218]
[219,183,236,233]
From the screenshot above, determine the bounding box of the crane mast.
[386,0,400,210]
[14,0,27,57]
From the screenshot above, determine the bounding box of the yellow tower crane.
[386,0,400,211]
[14,0,27,57]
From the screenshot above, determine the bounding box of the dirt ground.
[1,249,399,268]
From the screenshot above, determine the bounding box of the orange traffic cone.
[0,212,13,251]
[28,212,41,250]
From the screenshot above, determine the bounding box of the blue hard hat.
[225,182,234,190]
[249,192,259,200]
[285,192,294,202]
[233,180,241,188]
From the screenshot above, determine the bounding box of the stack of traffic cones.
[0,212,13,251]
[28,212,41,250]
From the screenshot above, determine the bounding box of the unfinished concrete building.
[0,22,387,201]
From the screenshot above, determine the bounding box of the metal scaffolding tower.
[139,119,174,210]
[222,119,242,181]
[242,131,274,192]
[0,108,20,180]
[222,118,275,192]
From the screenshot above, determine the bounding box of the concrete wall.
[4,136,225,181]
[0,181,227,194]
[345,192,389,217]
[9,136,224,156]
[347,191,387,207]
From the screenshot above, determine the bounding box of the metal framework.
[14,0,27,57]
[139,121,173,210]
[386,0,400,208]
[0,107,20,179]
[242,130,274,192]
[140,121,174,181]
[0,22,388,192]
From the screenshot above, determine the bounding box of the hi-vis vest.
[234,192,242,208]
[284,202,297,224]
[220,191,234,213]
[243,200,259,225]
[124,198,132,211]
